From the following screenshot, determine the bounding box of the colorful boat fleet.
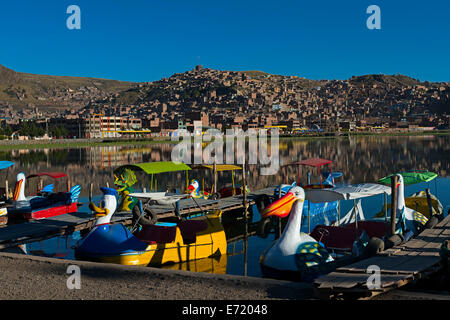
[1,158,445,283]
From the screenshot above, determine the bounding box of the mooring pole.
[353,199,358,239]
[425,188,433,218]
[89,182,93,216]
[390,175,398,236]
[242,158,248,277]
[384,192,388,234]
[213,161,217,195]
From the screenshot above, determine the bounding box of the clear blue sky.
[0,1,448,82]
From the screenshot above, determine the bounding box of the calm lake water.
[4,135,449,278]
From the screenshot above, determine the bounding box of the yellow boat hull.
[375,191,443,219]
[95,210,227,267]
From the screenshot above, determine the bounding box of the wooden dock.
[0,187,275,250]
[126,187,275,219]
[314,214,450,300]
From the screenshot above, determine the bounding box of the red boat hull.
[23,202,78,220]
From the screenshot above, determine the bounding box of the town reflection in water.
[1,136,448,196]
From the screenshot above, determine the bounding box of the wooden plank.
[388,255,441,273]
[315,272,413,291]
[336,252,419,274]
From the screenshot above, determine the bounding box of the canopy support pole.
[329,163,333,185]
[308,200,311,234]
[242,158,248,276]
[319,167,322,187]
[213,162,217,195]
[231,170,235,196]
[284,166,287,184]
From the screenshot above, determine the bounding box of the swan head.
[13,172,26,201]
[89,187,118,225]
[262,186,305,219]
[396,174,404,188]
[187,179,200,195]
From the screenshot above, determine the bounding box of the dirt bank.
[0,252,314,300]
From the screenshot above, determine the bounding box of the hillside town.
[0,65,449,139]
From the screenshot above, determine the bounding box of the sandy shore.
[0,251,314,300]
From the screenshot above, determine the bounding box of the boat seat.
[311,220,388,251]
[311,225,363,251]
[136,224,177,244]
[344,221,387,239]
[49,192,70,204]
[29,196,52,209]
[177,220,208,244]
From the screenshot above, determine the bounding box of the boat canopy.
[27,172,68,179]
[305,183,391,203]
[378,171,438,185]
[191,164,242,172]
[114,161,191,175]
[283,158,332,168]
[0,161,14,170]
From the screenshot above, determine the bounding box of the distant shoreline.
[0,130,448,150]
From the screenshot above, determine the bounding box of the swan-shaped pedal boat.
[75,187,227,266]
[259,176,430,281]
[259,186,334,281]
[371,173,429,239]
[7,172,81,220]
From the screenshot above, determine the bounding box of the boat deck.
[314,214,450,299]
[119,187,276,219]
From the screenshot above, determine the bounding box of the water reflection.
[0,136,448,198]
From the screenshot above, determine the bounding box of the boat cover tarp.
[338,199,365,225]
[305,183,391,203]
